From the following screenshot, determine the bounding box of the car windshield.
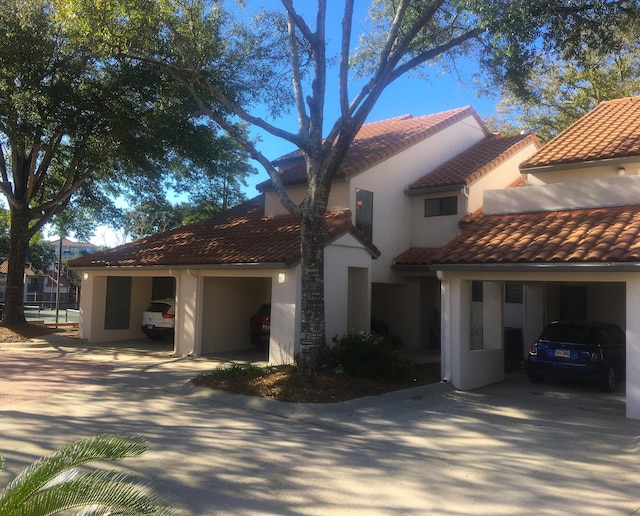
[540,324,595,345]
[146,303,170,313]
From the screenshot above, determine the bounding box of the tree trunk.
[3,207,30,324]
[297,201,328,374]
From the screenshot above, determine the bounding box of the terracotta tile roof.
[69,195,379,269]
[408,134,539,191]
[0,260,39,276]
[430,205,640,265]
[258,107,488,191]
[394,247,442,266]
[521,96,640,170]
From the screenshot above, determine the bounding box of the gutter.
[69,262,298,271]
[520,156,638,174]
[426,262,640,273]
[404,183,464,196]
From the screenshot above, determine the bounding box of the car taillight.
[591,347,603,362]
[162,308,174,319]
[529,343,538,356]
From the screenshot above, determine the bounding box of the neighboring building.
[0,260,42,303]
[69,106,538,365]
[49,238,99,261]
[0,238,97,305]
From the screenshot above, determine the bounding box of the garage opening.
[201,277,272,355]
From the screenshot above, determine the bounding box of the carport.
[436,265,640,420]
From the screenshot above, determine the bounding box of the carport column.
[173,269,201,357]
[626,278,640,420]
[438,271,462,386]
[269,267,299,365]
[78,272,96,341]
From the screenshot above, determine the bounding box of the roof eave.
[405,184,465,196]
[70,262,298,271]
[520,155,640,174]
[430,262,640,273]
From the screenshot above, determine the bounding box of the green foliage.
[193,363,278,383]
[0,209,54,273]
[493,45,640,141]
[0,434,173,515]
[329,331,419,382]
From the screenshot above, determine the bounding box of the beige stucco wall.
[527,159,640,185]
[485,175,640,215]
[78,271,156,344]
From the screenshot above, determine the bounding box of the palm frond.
[0,435,172,515]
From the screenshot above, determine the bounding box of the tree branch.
[339,0,355,119]
[185,82,301,218]
[284,6,310,136]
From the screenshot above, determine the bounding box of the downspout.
[437,270,451,382]
[461,186,470,217]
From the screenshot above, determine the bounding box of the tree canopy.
[492,38,640,141]
[0,0,253,323]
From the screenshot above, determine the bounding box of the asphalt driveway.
[0,336,639,515]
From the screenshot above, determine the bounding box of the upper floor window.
[424,196,457,217]
[355,189,373,241]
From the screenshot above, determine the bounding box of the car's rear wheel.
[601,365,616,392]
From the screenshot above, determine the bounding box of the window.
[505,283,523,304]
[424,196,457,217]
[471,280,483,302]
[355,189,373,240]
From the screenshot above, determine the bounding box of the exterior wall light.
[618,166,626,176]
[278,272,286,284]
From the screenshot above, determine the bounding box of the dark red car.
[250,304,271,350]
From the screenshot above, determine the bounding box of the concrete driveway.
[1,336,639,515]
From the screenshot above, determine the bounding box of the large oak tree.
[68,0,639,372]
[0,0,246,324]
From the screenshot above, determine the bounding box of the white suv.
[141,298,175,340]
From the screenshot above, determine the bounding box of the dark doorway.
[559,285,588,320]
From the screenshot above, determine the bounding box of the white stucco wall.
[324,234,373,341]
[351,114,488,284]
[485,175,640,215]
[465,142,539,213]
[407,142,538,248]
[527,159,640,185]
[264,182,350,217]
[409,192,464,248]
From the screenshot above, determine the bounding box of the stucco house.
[69,106,539,367]
[396,96,640,419]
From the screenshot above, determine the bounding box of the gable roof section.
[428,205,640,266]
[407,133,539,192]
[69,195,379,269]
[521,96,640,170]
[258,107,489,191]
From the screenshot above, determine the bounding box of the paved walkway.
[1,335,639,515]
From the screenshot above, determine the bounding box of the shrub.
[329,331,419,382]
